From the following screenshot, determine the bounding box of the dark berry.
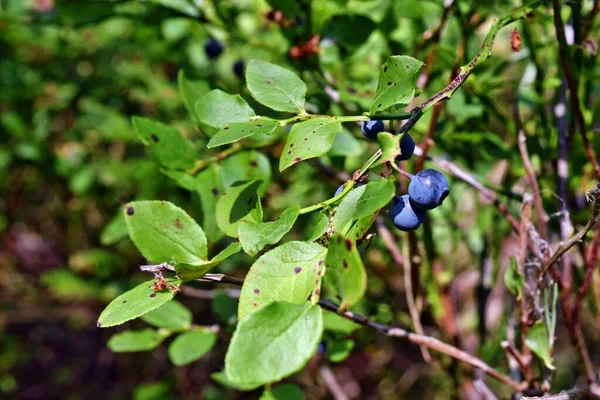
[396,133,415,161]
[317,340,327,355]
[361,120,385,140]
[204,38,223,59]
[334,184,345,196]
[408,169,449,210]
[389,195,427,231]
[233,60,244,78]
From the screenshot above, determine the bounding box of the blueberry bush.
[3,0,600,399]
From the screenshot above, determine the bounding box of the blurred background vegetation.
[1,0,599,399]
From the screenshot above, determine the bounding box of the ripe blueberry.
[396,133,415,161]
[204,38,223,59]
[317,340,327,355]
[361,120,385,140]
[233,60,244,78]
[389,195,427,231]
[335,185,344,196]
[408,169,449,210]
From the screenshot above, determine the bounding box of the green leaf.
[178,70,210,123]
[323,310,361,334]
[374,132,400,166]
[211,371,257,391]
[238,206,300,256]
[195,89,255,129]
[307,212,330,242]
[330,129,364,157]
[504,257,523,297]
[265,0,303,17]
[208,118,278,148]
[279,118,342,171]
[328,339,355,363]
[150,0,199,17]
[525,322,555,370]
[216,180,263,238]
[141,300,192,331]
[324,234,367,309]
[132,117,197,171]
[354,179,395,220]
[98,279,180,328]
[175,242,242,281]
[333,180,393,235]
[123,200,208,264]
[108,329,170,352]
[168,330,217,366]
[100,211,127,246]
[195,166,224,242]
[220,151,272,196]
[246,60,307,113]
[238,241,326,320]
[225,302,323,388]
[369,56,424,114]
[260,384,305,400]
[321,15,376,49]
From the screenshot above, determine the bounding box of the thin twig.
[514,102,549,238]
[552,0,600,178]
[319,366,349,400]
[196,273,525,391]
[520,387,600,399]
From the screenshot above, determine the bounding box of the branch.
[195,274,525,392]
[552,0,600,178]
[520,387,600,400]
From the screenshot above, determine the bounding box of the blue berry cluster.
[360,121,416,161]
[391,169,449,231]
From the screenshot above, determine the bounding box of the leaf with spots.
[237,241,326,320]
[123,200,208,264]
[246,60,307,113]
[195,89,255,130]
[141,299,192,331]
[216,180,263,238]
[369,55,423,115]
[208,118,278,148]
[178,70,210,124]
[279,118,342,171]
[108,329,171,352]
[238,206,300,256]
[195,166,225,242]
[168,329,217,366]
[132,117,197,171]
[324,234,367,310]
[225,302,323,389]
[220,151,272,196]
[175,242,242,281]
[98,279,181,328]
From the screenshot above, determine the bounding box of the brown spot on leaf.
[287,151,292,155]
[253,302,258,307]
[387,81,392,86]
[249,160,258,167]
[293,157,302,163]
[345,238,353,251]
[290,143,294,148]
[97,322,102,328]
[254,288,260,294]
[151,134,159,142]
[149,293,156,298]
[212,188,220,196]
[122,300,127,304]
[294,267,302,274]
[126,206,134,216]
[223,126,229,130]
[318,260,324,266]
[174,218,183,229]
[343,260,349,269]
[383,66,388,72]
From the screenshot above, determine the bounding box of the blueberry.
[389,195,427,231]
[361,120,385,140]
[396,133,415,161]
[335,185,345,196]
[204,38,223,59]
[317,340,327,355]
[408,169,449,210]
[233,60,244,78]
